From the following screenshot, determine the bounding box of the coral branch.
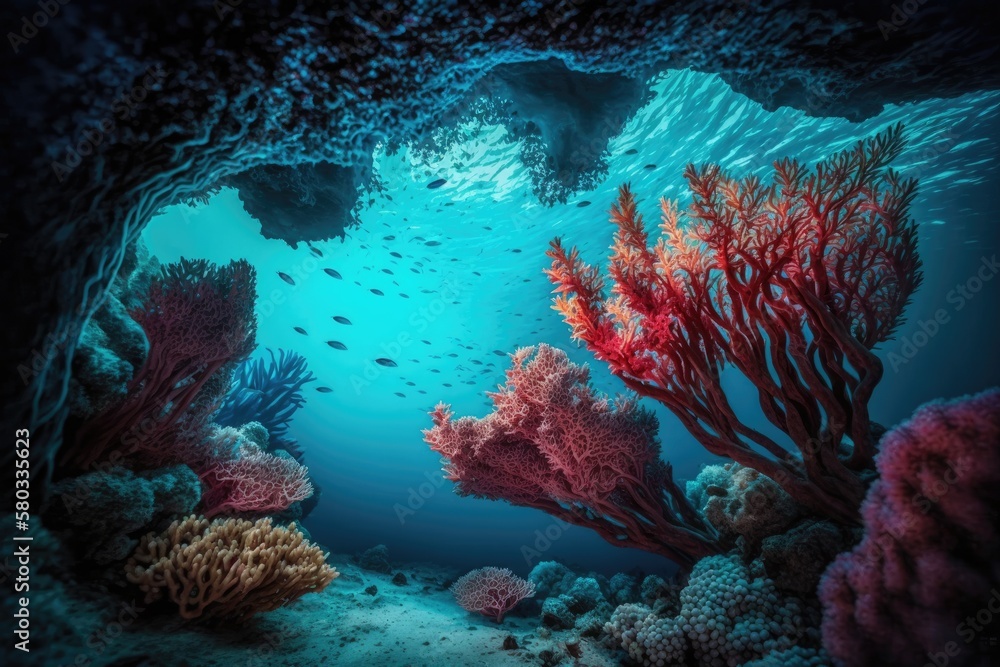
[424,344,719,567]
[66,259,257,471]
[546,124,922,525]
[451,567,536,623]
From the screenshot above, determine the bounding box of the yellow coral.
[126,514,337,620]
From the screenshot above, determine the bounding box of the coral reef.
[451,567,536,623]
[687,463,803,554]
[199,446,313,518]
[819,388,1000,667]
[215,348,316,460]
[6,1,997,498]
[67,240,158,419]
[127,515,337,621]
[43,464,201,564]
[604,554,824,666]
[66,258,257,472]
[547,124,921,525]
[424,344,719,566]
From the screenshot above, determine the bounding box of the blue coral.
[213,348,315,460]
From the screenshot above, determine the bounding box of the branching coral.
[819,388,1000,667]
[424,343,719,567]
[451,567,536,623]
[126,515,337,621]
[547,124,922,525]
[66,258,257,471]
[200,445,313,518]
[214,348,315,460]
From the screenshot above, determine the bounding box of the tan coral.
[126,514,337,621]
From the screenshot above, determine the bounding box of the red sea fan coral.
[819,388,1000,667]
[451,567,536,623]
[66,258,257,471]
[200,448,313,518]
[546,124,921,525]
[424,344,719,567]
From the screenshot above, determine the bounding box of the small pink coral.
[450,567,535,623]
[200,448,313,518]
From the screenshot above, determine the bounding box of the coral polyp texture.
[547,124,922,526]
[126,515,337,621]
[604,554,827,666]
[214,348,316,460]
[451,567,536,623]
[67,258,258,471]
[423,343,719,566]
[819,388,1000,667]
[200,445,313,518]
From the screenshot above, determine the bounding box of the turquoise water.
[142,69,1000,575]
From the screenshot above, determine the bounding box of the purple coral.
[819,388,1000,667]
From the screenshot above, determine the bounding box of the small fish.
[376,358,398,367]
[493,350,506,356]
[421,340,431,345]
[425,240,442,247]
[324,268,343,279]
[333,316,352,325]
[278,272,295,285]
[430,369,441,374]
[309,246,324,257]
[625,148,638,155]
[418,390,427,394]
[293,326,308,335]
[411,268,420,274]
[471,360,483,365]
[511,249,521,253]
[395,392,406,398]
[447,353,458,358]
[644,164,657,169]
[371,288,384,296]
[577,200,591,207]
[483,226,493,231]
[472,271,481,276]
[316,387,333,393]
[400,293,409,299]
[390,251,403,258]
[382,269,394,275]
[384,235,396,241]
[443,383,453,388]
[427,178,447,189]
[327,341,347,350]
[406,381,416,386]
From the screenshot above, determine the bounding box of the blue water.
[142,69,1000,577]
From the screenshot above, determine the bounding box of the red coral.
[200,448,313,518]
[424,344,719,566]
[450,567,536,623]
[66,259,257,471]
[819,388,1000,667]
[546,124,922,524]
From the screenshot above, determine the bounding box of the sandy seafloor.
[26,553,621,667]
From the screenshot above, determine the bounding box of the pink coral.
[819,388,1000,667]
[67,258,257,470]
[546,124,922,525]
[200,448,313,518]
[424,344,719,567]
[450,567,535,623]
